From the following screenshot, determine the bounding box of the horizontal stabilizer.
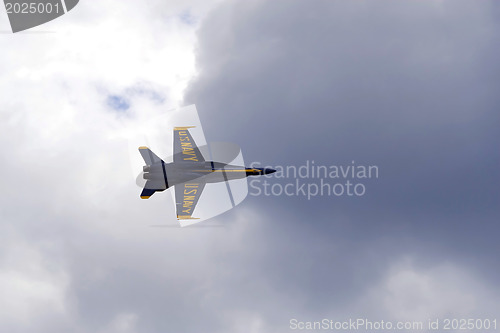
[140,188,156,199]
[139,146,162,165]
[140,180,165,199]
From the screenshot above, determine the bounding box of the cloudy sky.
[0,0,499,332]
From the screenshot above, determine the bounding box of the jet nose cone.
[264,168,276,175]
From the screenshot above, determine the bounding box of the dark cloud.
[183,0,500,328]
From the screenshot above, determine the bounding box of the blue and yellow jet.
[139,127,275,220]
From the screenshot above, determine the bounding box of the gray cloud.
[1,0,499,332]
[186,0,499,247]
[183,0,500,329]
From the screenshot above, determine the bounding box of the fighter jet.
[139,126,276,220]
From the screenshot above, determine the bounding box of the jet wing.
[173,127,205,163]
[175,181,206,220]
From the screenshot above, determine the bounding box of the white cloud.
[0,233,71,331]
[0,1,225,332]
[351,257,500,325]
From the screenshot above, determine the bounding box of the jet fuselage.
[143,160,275,188]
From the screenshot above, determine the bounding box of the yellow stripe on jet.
[177,215,200,220]
[174,126,196,131]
